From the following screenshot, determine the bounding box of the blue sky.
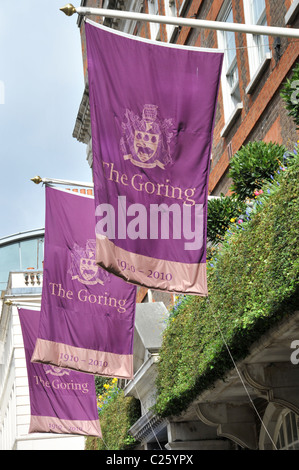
[0,1,92,239]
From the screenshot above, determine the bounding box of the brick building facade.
[74,0,299,196]
[72,2,299,449]
[73,0,299,327]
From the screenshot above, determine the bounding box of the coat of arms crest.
[120,104,174,170]
[68,239,110,286]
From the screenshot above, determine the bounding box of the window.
[164,0,177,42]
[0,243,20,289]
[217,2,242,125]
[19,238,44,271]
[148,0,160,40]
[0,235,44,289]
[285,0,299,25]
[275,410,299,450]
[244,0,270,78]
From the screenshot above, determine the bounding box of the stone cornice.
[129,408,167,442]
[73,84,91,145]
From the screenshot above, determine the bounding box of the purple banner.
[85,20,223,296]
[18,308,101,437]
[31,186,137,379]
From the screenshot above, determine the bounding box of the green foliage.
[155,152,299,418]
[207,194,247,245]
[96,378,120,414]
[94,376,109,396]
[85,390,141,451]
[280,61,299,129]
[228,141,288,201]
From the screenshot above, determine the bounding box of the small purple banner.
[85,20,223,295]
[31,186,136,379]
[18,308,101,437]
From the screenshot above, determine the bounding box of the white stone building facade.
[0,229,85,450]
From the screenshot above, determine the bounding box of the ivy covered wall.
[155,153,299,418]
[85,384,141,450]
[84,149,298,449]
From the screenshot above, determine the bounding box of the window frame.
[164,0,177,42]
[274,409,299,450]
[148,0,160,40]
[243,0,270,79]
[217,1,242,131]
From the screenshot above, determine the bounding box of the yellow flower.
[230,218,236,223]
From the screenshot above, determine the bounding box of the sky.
[0,1,92,239]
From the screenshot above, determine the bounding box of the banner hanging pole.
[60,4,299,39]
[31,176,220,199]
[4,299,41,309]
[31,175,93,188]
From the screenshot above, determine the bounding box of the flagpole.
[4,299,41,309]
[60,4,299,39]
[31,176,220,199]
[31,175,93,188]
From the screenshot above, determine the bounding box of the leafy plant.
[94,376,109,396]
[228,141,288,201]
[280,61,299,129]
[207,194,247,245]
[155,151,299,418]
[85,388,141,451]
[96,377,119,414]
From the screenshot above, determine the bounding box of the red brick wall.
[79,0,299,196]
[263,116,283,145]
[176,0,299,195]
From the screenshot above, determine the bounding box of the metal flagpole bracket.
[60,4,299,38]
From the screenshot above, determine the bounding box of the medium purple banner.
[31,186,137,379]
[18,308,101,437]
[85,20,223,295]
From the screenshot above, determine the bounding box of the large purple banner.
[19,308,101,437]
[31,186,136,379]
[85,20,223,296]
